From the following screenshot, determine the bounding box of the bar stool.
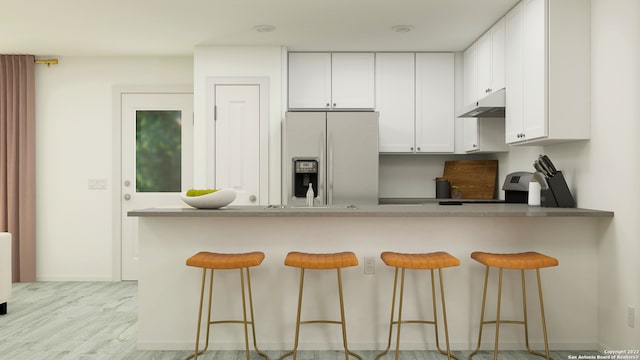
[279,251,362,360]
[469,251,559,360]
[375,252,460,360]
[185,251,269,360]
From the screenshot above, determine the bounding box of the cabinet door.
[463,118,480,152]
[522,0,547,140]
[288,53,331,109]
[331,53,375,109]
[375,53,415,152]
[491,17,506,92]
[415,53,454,153]
[463,43,478,107]
[505,2,524,143]
[477,33,492,99]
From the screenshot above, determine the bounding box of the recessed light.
[391,25,415,33]
[253,25,276,33]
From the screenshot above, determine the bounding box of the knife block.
[541,171,576,208]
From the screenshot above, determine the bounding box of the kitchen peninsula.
[129,204,612,351]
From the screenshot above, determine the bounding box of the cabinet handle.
[473,144,478,148]
[410,147,414,151]
[326,103,330,108]
[333,103,336,108]
[417,147,421,151]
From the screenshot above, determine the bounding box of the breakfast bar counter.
[129,203,614,218]
[129,204,612,351]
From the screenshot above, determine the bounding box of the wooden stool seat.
[381,251,460,269]
[187,251,265,269]
[284,251,358,269]
[471,251,558,270]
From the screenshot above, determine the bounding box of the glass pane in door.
[136,110,182,192]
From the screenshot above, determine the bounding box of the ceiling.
[1,0,519,57]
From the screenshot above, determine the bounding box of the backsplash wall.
[379,153,495,198]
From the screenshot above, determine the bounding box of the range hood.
[457,88,505,118]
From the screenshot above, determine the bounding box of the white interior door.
[214,85,260,205]
[121,93,193,280]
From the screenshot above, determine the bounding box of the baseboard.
[34,277,115,281]
[137,340,600,352]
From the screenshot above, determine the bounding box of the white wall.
[193,46,285,203]
[35,57,193,280]
[558,0,639,348]
[495,0,640,347]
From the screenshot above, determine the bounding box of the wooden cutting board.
[443,160,498,199]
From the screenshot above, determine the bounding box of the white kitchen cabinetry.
[288,52,331,109]
[376,53,415,152]
[463,43,478,107]
[463,18,506,107]
[288,52,374,110]
[505,0,590,144]
[477,17,506,99]
[463,118,509,153]
[415,53,455,153]
[331,53,375,109]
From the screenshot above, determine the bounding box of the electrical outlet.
[628,306,635,328]
[364,256,375,274]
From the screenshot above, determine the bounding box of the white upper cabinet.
[477,17,506,99]
[463,43,478,107]
[288,52,374,110]
[288,53,331,109]
[331,53,375,109]
[415,53,455,153]
[464,18,506,107]
[376,53,416,152]
[505,0,590,144]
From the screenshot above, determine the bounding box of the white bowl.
[180,188,236,209]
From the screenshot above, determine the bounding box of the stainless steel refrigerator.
[282,112,379,206]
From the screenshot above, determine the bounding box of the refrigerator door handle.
[319,131,326,206]
[328,132,334,206]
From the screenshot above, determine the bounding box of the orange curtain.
[0,55,36,282]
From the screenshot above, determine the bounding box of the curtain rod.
[34,59,58,68]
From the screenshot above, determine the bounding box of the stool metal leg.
[240,268,251,360]
[433,269,457,360]
[394,268,406,360]
[374,267,400,360]
[537,269,551,360]
[469,266,490,360]
[494,268,503,360]
[522,269,552,360]
[278,268,305,360]
[519,269,552,360]
[186,268,215,360]
[245,268,269,359]
[337,268,363,360]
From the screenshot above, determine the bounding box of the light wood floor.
[0,282,598,360]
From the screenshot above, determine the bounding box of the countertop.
[128,203,614,218]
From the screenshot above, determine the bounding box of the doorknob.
[123,194,131,201]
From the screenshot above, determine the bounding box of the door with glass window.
[121,93,193,280]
